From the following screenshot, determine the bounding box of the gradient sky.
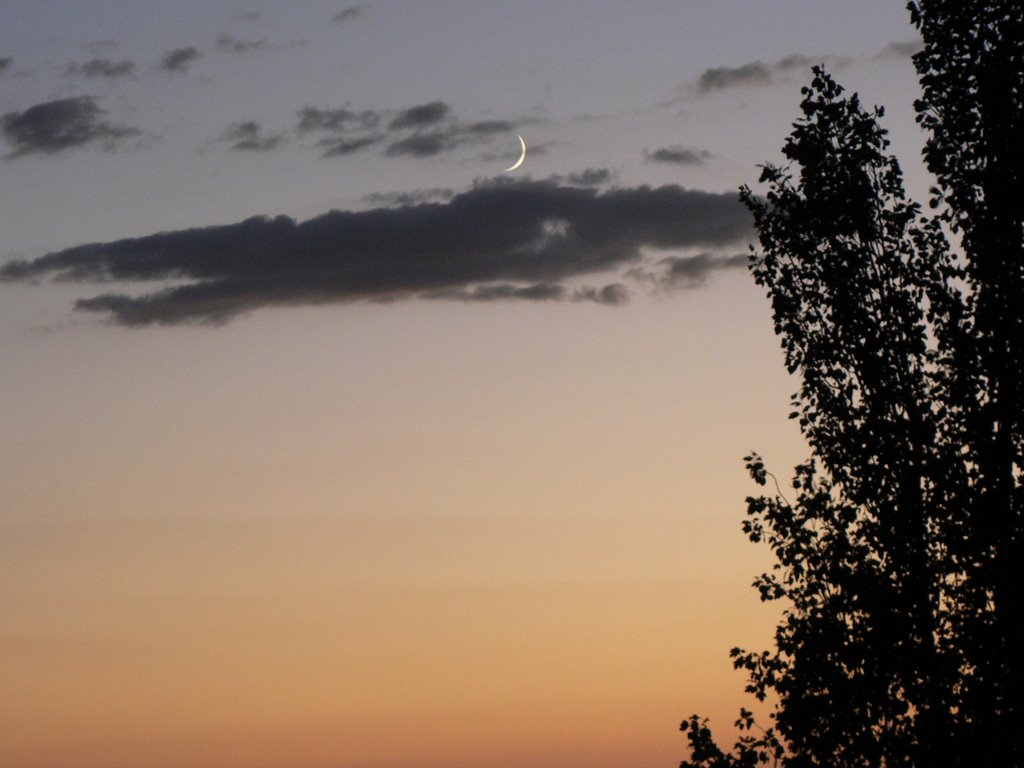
[1,3,927,767]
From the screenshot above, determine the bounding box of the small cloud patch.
[1,97,140,157]
[160,47,202,73]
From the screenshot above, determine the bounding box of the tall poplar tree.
[680,3,1023,766]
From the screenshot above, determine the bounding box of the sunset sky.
[1,3,928,767]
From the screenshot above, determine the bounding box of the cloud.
[388,101,451,130]
[692,55,845,94]
[66,58,136,79]
[219,120,286,151]
[383,120,521,158]
[697,61,773,92]
[215,34,304,54]
[362,187,454,206]
[461,120,514,135]
[774,54,815,71]
[318,134,382,157]
[296,101,521,161]
[159,47,201,73]
[333,6,364,24]
[773,53,850,73]
[543,169,614,187]
[660,252,747,286]
[1,97,140,157]
[880,40,923,58]
[625,252,747,292]
[296,106,380,133]
[385,132,453,157]
[566,168,613,187]
[573,283,629,305]
[0,57,13,73]
[232,11,262,22]
[296,106,382,157]
[1,180,752,326]
[382,105,518,158]
[645,146,711,166]
[216,33,268,53]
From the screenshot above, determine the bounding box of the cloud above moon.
[387,101,451,130]
[293,100,522,160]
[1,180,752,326]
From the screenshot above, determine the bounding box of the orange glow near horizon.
[2,288,796,768]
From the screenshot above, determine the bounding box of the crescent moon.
[503,134,527,172]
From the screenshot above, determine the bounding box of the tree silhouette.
[681,3,1022,766]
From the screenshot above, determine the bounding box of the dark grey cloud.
[461,120,514,135]
[219,120,286,151]
[296,106,380,133]
[694,55,842,94]
[388,101,451,130]
[543,169,614,188]
[216,33,268,53]
[698,61,773,92]
[383,107,517,158]
[645,145,711,166]
[318,134,382,157]
[573,283,629,305]
[160,47,201,73]
[566,168,613,187]
[296,106,382,158]
[626,251,747,291]
[333,6,364,24]
[66,58,135,79]
[1,97,140,157]
[385,132,453,157]
[296,101,520,161]
[1,180,751,326]
[232,11,262,22]
[385,121,522,158]
[0,57,13,73]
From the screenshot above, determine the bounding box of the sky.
[0,3,928,767]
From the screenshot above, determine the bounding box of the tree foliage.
[681,3,1023,766]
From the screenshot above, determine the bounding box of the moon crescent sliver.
[504,134,527,172]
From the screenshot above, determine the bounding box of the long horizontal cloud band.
[1,180,751,325]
